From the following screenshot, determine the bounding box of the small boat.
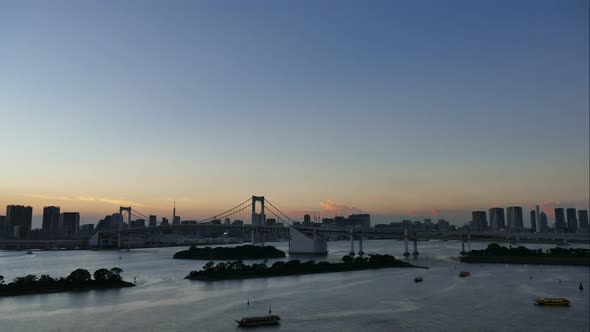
[579,283,584,291]
[459,271,471,278]
[236,315,280,327]
[534,298,570,306]
[26,250,33,255]
[414,277,423,283]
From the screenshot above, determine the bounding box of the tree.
[109,267,123,281]
[93,268,113,282]
[203,261,215,271]
[0,275,4,285]
[342,255,353,263]
[67,269,91,284]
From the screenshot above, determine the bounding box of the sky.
[1,0,589,227]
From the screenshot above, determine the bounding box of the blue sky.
[1,0,588,226]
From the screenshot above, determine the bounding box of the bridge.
[88,195,590,256]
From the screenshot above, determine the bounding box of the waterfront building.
[578,210,589,232]
[566,208,578,233]
[539,211,548,233]
[130,219,146,228]
[506,206,524,232]
[471,211,487,232]
[0,215,5,238]
[232,220,244,226]
[304,214,311,223]
[488,208,505,231]
[555,208,566,232]
[60,212,80,236]
[149,215,157,227]
[529,210,537,233]
[173,216,181,225]
[224,218,231,225]
[79,224,95,235]
[5,205,33,239]
[42,206,61,236]
[161,217,169,226]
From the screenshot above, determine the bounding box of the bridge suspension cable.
[196,197,253,224]
[264,199,296,226]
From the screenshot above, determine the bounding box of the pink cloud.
[319,199,364,216]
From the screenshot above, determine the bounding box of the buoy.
[579,282,584,291]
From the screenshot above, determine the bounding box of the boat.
[579,283,584,291]
[459,271,471,278]
[534,298,570,306]
[26,250,33,255]
[414,277,423,283]
[235,315,280,327]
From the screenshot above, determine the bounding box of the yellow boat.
[534,298,570,306]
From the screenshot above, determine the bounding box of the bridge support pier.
[467,233,471,251]
[412,239,419,257]
[349,228,355,256]
[358,237,364,256]
[403,229,410,258]
[461,239,466,255]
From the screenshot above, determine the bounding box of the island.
[173,244,286,260]
[185,254,424,281]
[460,243,590,266]
[0,267,135,297]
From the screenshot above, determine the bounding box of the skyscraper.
[60,212,80,236]
[6,205,33,239]
[42,206,61,236]
[539,211,548,233]
[506,206,524,232]
[554,208,566,232]
[566,208,578,233]
[471,211,487,232]
[578,210,589,231]
[489,207,505,231]
[529,210,537,233]
[149,215,157,227]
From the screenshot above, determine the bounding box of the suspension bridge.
[87,195,590,256]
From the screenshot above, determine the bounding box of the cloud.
[24,194,73,201]
[319,199,364,216]
[23,194,143,207]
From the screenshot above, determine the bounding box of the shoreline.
[460,256,590,266]
[0,281,136,298]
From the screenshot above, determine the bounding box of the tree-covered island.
[173,244,286,260]
[460,243,590,266]
[0,267,135,297]
[186,254,425,281]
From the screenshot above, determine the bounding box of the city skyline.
[1,1,589,226]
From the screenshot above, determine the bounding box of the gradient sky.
[1,0,589,226]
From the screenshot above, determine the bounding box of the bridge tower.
[119,207,131,249]
[251,196,266,226]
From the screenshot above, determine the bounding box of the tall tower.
[535,205,541,233]
[173,201,176,225]
[251,196,266,226]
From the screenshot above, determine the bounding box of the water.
[1,240,589,332]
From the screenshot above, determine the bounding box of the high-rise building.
[555,208,566,232]
[506,206,524,232]
[489,208,505,232]
[79,224,95,235]
[173,216,181,225]
[539,212,548,233]
[578,210,588,231]
[130,219,145,228]
[303,214,311,223]
[529,210,537,233]
[6,205,33,239]
[471,211,487,232]
[161,217,169,226]
[0,215,5,238]
[149,215,157,227]
[566,208,578,233]
[42,206,61,235]
[60,212,80,236]
[535,205,541,233]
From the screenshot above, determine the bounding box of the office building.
[149,215,157,227]
[555,208,566,232]
[6,205,33,239]
[506,206,524,232]
[61,212,80,236]
[471,211,487,232]
[566,208,578,233]
[173,216,181,225]
[529,210,537,233]
[130,219,146,228]
[80,224,95,235]
[578,210,588,231]
[539,211,548,233]
[303,214,311,223]
[161,217,169,226]
[42,206,61,235]
[489,208,505,231]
